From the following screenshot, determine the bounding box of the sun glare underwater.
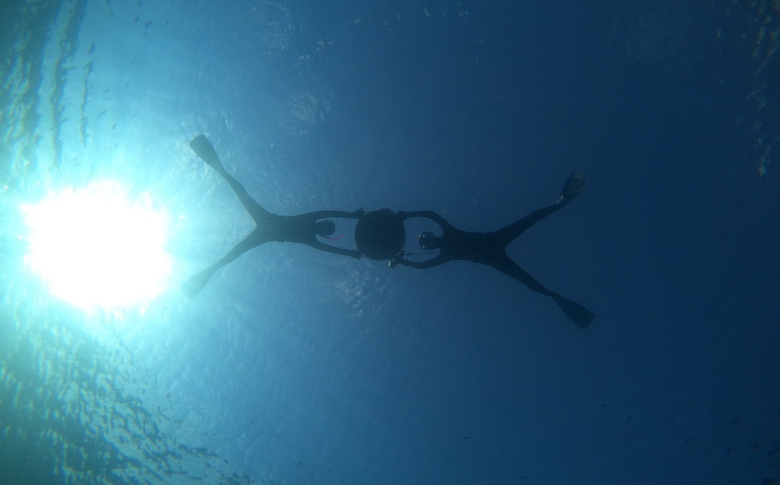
[21,181,172,312]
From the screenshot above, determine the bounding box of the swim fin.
[180,266,217,299]
[551,293,594,329]
[190,134,223,170]
[559,172,586,206]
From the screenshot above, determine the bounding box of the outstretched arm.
[394,255,447,269]
[307,239,362,259]
[397,210,454,231]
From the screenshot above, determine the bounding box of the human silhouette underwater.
[180,135,363,298]
[180,135,593,327]
[388,172,595,328]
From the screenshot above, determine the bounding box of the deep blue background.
[1,0,779,484]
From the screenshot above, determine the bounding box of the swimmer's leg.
[489,255,594,328]
[190,135,273,224]
[494,172,587,246]
[181,230,267,298]
[493,204,561,246]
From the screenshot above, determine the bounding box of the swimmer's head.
[418,232,441,250]
[315,220,336,237]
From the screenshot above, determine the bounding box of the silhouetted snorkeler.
[181,135,363,298]
[389,173,594,328]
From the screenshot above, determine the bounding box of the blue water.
[2,1,779,484]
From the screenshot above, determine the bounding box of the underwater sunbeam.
[21,181,172,311]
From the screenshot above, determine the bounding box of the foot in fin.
[180,266,218,299]
[190,134,223,171]
[551,293,594,329]
[558,172,586,206]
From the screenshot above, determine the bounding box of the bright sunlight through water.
[21,181,172,311]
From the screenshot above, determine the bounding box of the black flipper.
[180,266,218,299]
[551,293,594,329]
[190,134,223,170]
[559,172,587,205]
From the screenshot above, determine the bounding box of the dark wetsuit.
[181,135,362,298]
[393,205,594,328]
[212,209,363,267]
[395,206,559,295]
